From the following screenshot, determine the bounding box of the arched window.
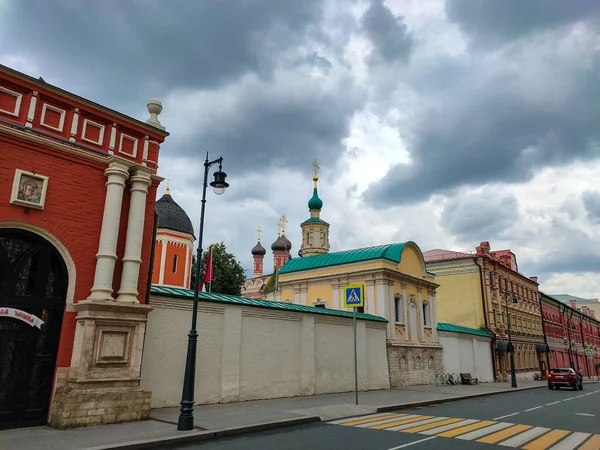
[172,254,178,273]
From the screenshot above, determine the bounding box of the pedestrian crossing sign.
[344,284,364,308]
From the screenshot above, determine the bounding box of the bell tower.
[299,159,330,257]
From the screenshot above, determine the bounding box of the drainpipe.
[474,258,498,381]
[538,293,551,371]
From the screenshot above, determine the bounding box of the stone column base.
[50,381,151,428]
[49,299,153,428]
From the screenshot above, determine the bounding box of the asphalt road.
[169,384,600,449]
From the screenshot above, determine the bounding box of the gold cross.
[280,215,288,235]
[312,159,320,177]
[165,173,173,194]
[256,226,262,241]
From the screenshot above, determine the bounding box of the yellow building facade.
[262,162,443,386]
[424,243,546,382]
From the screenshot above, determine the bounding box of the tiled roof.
[437,322,492,338]
[150,285,388,322]
[279,242,408,274]
[423,249,473,263]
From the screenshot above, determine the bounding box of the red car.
[547,368,583,390]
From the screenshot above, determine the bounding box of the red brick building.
[0,64,168,429]
[541,293,600,378]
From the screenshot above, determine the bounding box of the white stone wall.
[438,331,495,382]
[141,296,390,408]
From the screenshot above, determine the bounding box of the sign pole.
[353,306,358,405]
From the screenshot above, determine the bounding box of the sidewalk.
[0,380,561,450]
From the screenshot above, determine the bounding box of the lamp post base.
[177,412,194,431]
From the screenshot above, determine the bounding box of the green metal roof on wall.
[279,242,409,274]
[150,285,388,323]
[437,322,492,338]
[302,217,328,224]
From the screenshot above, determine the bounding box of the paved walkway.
[0,381,555,450]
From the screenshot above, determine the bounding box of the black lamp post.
[504,291,519,388]
[177,153,229,431]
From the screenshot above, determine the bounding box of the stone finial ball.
[147,98,163,115]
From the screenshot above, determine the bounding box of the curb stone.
[376,384,546,413]
[85,416,321,450]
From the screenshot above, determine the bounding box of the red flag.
[203,247,213,292]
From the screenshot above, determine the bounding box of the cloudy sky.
[2,0,599,298]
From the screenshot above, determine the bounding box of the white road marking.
[419,419,479,435]
[524,406,543,412]
[546,401,561,406]
[576,394,586,398]
[387,436,437,449]
[575,413,595,417]
[494,412,519,420]
[329,412,391,424]
[564,397,575,401]
[385,417,449,432]
[355,415,422,428]
[456,422,513,440]
[548,431,591,450]
[585,392,594,396]
[499,426,551,447]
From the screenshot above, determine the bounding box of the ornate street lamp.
[494,274,518,388]
[177,153,229,431]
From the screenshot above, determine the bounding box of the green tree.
[192,242,245,296]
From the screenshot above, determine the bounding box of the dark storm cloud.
[446,0,600,48]
[582,191,600,224]
[0,0,324,104]
[361,0,413,64]
[440,190,519,241]
[363,50,600,206]
[167,73,366,172]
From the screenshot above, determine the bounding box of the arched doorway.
[0,228,67,430]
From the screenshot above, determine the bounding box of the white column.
[332,284,340,310]
[116,167,153,303]
[300,288,307,305]
[402,283,411,340]
[417,287,424,341]
[366,282,375,315]
[376,280,387,320]
[158,239,167,285]
[87,159,130,301]
[430,289,439,342]
[388,281,396,340]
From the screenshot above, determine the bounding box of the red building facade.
[541,293,600,378]
[0,64,168,429]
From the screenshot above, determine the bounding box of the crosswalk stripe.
[436,420,497,438]
[456,422,514,441]
[579,435,600,450]
[329,412,393,425]
[385,417,448,432]
[401,417,464,434]
[477,424,533,444]
[340,413,407,427]
[522,429,570,449]
[353,414,414,428]
[548,432,591,450]
[499,427,552,447]
[370,416,435,430]
[419,419,479,435]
